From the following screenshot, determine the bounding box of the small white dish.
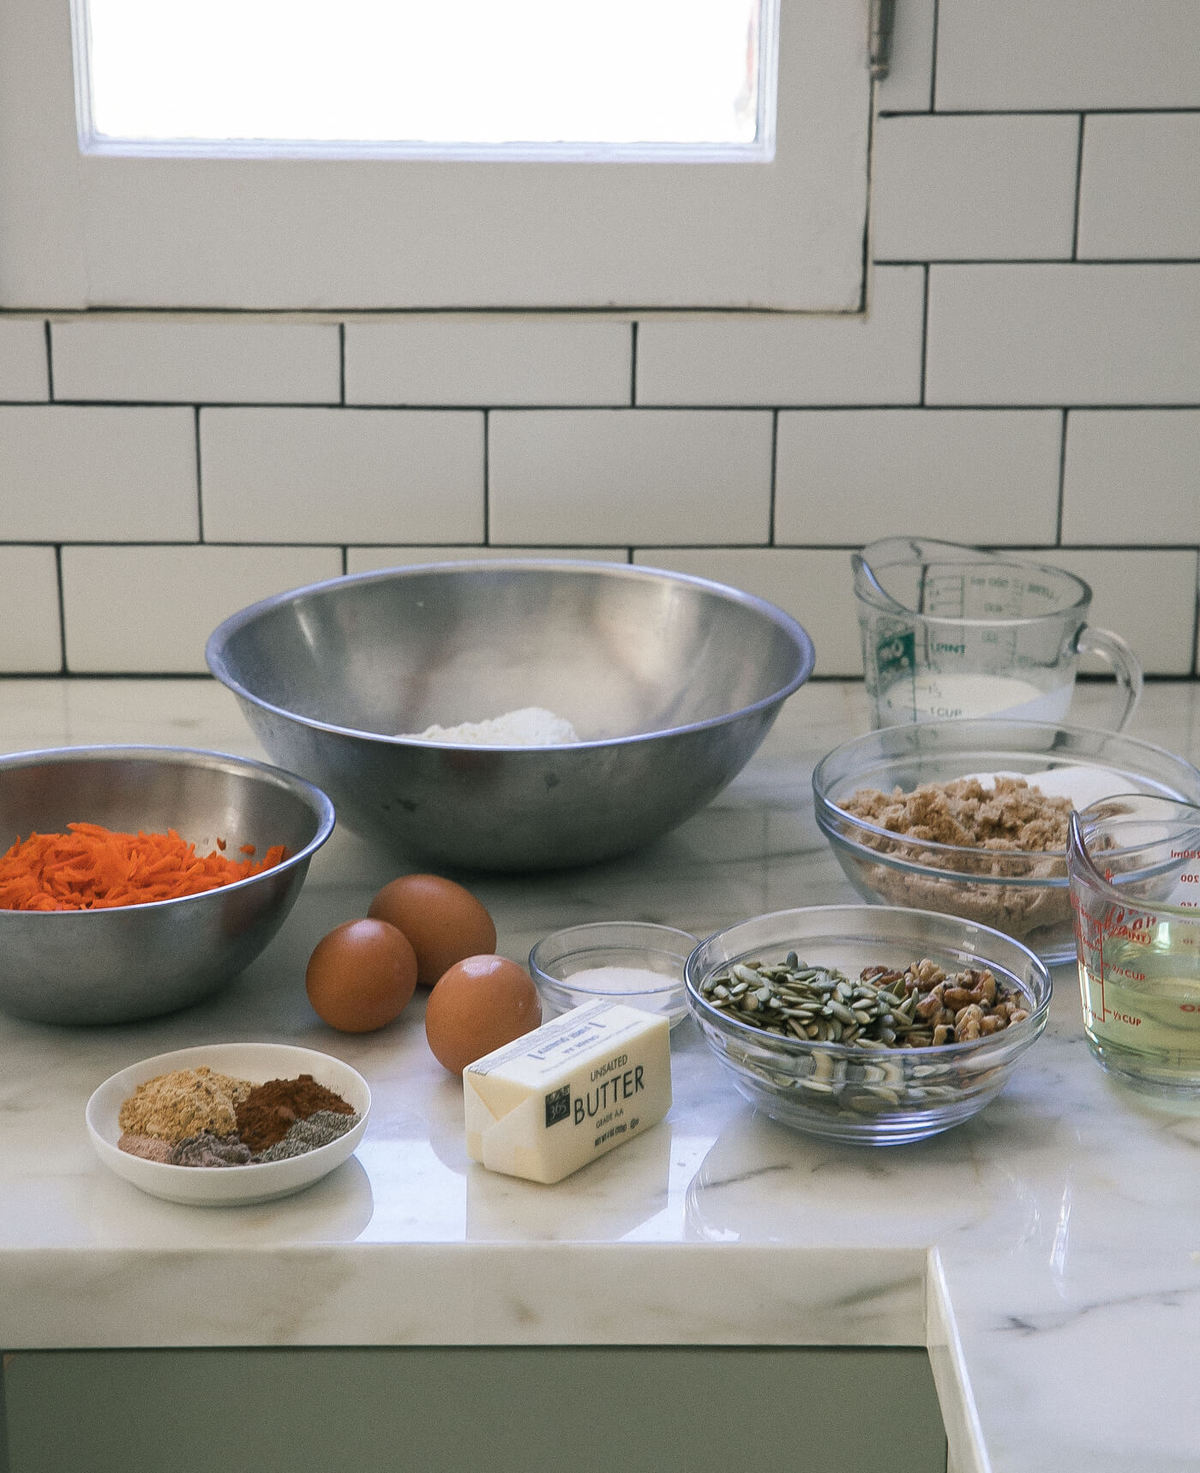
[86,1042,370,1206]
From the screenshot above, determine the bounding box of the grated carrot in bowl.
[0,822,289,912]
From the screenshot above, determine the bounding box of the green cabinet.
[3,1346,945,1473]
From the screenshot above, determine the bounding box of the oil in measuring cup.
[1068,797,1200,1092]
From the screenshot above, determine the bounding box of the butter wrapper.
[463,1000,672,1184]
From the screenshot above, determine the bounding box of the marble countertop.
[2,676,1200,1472]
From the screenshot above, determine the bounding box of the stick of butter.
[463,999,672,1184]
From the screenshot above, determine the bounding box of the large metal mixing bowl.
[206,560,815,871]
[0,746,335,1025]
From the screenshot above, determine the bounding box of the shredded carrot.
[0,823,289,912]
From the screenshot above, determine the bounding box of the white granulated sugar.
[404,706,580,746]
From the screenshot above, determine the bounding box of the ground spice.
[117,1067,253,1141]
[254,1110,361,1162]
[235,1074,355,1152]
[168,1131,254,1167]
[116,1131,174,1163]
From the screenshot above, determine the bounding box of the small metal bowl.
[685,904,1051,1145]
[0,746,334,1025]
[812,719,1200,966]
[206,559,814,872]
[529,920,699,1029]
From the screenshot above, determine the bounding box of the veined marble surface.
[2,677,1200,1472]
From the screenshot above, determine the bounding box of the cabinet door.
[3,1345,946,1473]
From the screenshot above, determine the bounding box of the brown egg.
[368,873,497,988]
[424,954,542,1075]
[305,917,418,1033]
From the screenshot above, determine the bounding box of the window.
[0,0,873,311]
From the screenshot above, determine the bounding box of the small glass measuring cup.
[1068,795,1200,1093]
[853,537,1143,730]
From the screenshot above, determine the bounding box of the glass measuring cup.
[853,537,1143,730]
[1068,795,1200,1093]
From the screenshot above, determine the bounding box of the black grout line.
[193,406,204,540]
[1055,409,1068,544]
[630,320,639,405]
[1071,115,1086,261]
[53,544,67,673]
[338,322,346,405]
[919,265,930,407]
[928,0,940,111]
[44,321,55,401]
[767,410,778,546]
[482,409,490,543]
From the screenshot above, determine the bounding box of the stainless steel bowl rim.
[0,743,336,914]
[684,903,1053,1060]
[812,717,1200,865]
[206,558,816,748]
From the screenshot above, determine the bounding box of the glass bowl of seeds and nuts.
[684,904,1051,1145]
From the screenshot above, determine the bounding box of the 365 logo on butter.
[544,1085,571,1127]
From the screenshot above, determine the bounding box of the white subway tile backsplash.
[872,115,1078,262]
[345,316,631,406]
[776,410,1061,545]
[0,318,48,401]
[347,546,627,574]
[926,265,1200,406]
[61,545,341,673]
[1063,411,1200,544]
[0,546,60,671]
[200,408,484,543]
[0,406,197,540]
[50,318,340,404]
[935,0,1200,110]
[488,410,773,545]
[0,9,1197,685]
[632,548,863,676]
[1078,114,1200,261]
[1032,547,1198,677]
[635,267,925,406]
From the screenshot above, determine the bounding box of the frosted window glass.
[82,0,766,154]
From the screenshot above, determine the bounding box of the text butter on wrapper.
[463,1000,672,1184]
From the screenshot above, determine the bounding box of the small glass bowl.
[811,718,1200,966]
[685,904,1051,1145]
[529,921,699,1030]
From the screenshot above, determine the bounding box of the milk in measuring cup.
[875,671,1073,724]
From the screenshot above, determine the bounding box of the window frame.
[0,0,873,312]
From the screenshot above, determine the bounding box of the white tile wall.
[61,545,341,673]
[635,267,925,406]
[1078,114,1200,260]
[345,317,632,406]
[0,546,61,671]
[488,411,773,545]
[0,406,197,541]
[926,266,1200,406]
[1063,411,1200,543]
[1033,548,1198,678]
[200,408,484,543]
[872,115,1079,261]
[0,1,1196,679]
[775,410,1061,545]
[935,0,1200,110]
[50,319,341,404]
[0,318,48,401]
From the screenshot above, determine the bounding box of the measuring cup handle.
[1075,625,1144,730]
